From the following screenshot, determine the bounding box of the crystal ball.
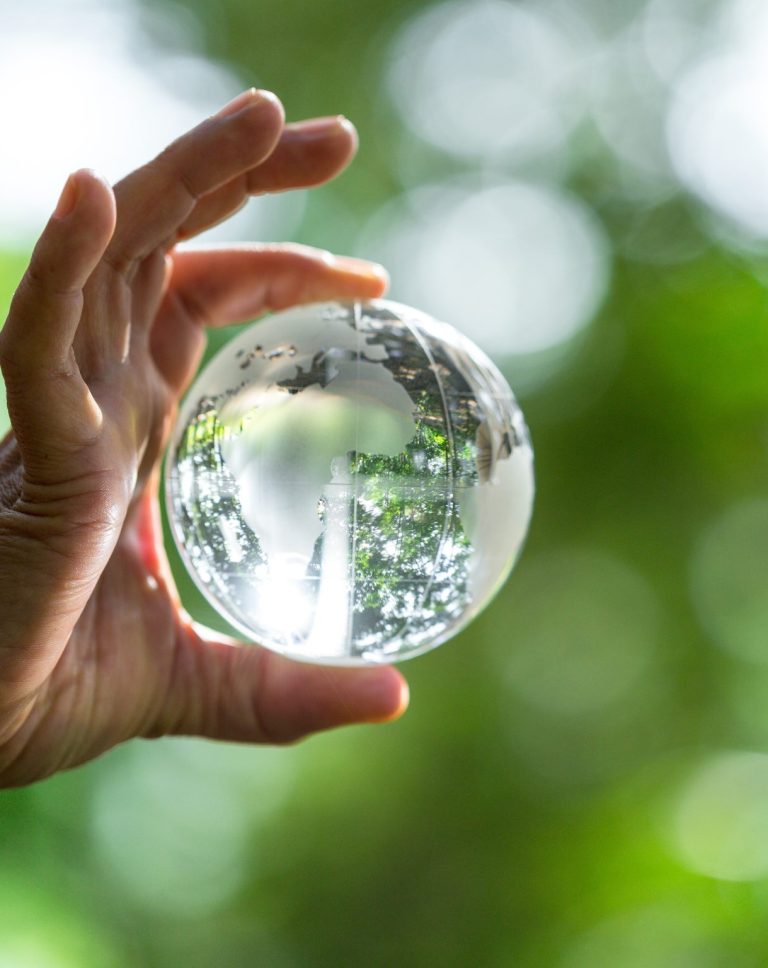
[165,299,534,665]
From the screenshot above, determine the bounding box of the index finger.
[104,89,285,278]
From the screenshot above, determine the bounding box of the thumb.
[0,171,116,699]
[0,169,116,483]
[149,624,410,744]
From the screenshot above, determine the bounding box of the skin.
[0,89,409,788]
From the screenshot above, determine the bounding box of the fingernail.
[216,88,281,118]
[291,115,353,138]
[335,255,389,285]
[53,173,79,219]
[216,88,259,117]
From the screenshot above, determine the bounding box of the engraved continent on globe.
[165,300,534,665]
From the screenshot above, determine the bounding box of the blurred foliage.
[2,0,768,966]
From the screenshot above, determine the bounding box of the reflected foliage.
[167,302,525,660]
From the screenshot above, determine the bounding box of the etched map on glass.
[165,300,534,665]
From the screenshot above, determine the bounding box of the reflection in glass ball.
[165,300,534,665]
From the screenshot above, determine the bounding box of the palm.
[11,272,209,778]
[0,92,407,788]
[29,507,181,777]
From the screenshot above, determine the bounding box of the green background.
[2,0,768,965]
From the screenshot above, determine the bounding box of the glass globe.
[165,299,534,665]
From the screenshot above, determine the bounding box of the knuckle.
[24,259,82,301]
[11,472,123,567]
[176,166,200,206]
[101,248,135,278]
[152,146,201,205]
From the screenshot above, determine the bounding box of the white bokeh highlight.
[358,179,610,360]
[589,28,675,191]
[667,0,768,237]
[388,0,592,163]
[642,0,724,85]
[0,0,304,246]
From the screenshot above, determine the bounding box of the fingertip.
[341,664,410,726]
[27,168,117,298]
[336,115,359,155]
[369,666,410,723]
[53,168,116,233]
[260,654,409,740]
[287,115,358,153]
[396,671,410,715]
[216,87,258,117]
[253,89,286,131]
[241,114,359,198]
[71,166,106,186]
[369,276,389,299]
[369,263,389,297]
[216,87,285,123]
[235,88,286,135]
[75,168,115,201]
[334,255,390,296]
[52,173,79,220]
[256,89,285,118]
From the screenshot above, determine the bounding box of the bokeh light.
[667,0,768,237]
[0,878,120,968]
[358,179,610,362]
[642,0,723,84]
[589,26,674,192]
[671,751,768,881]
[387,0,592,164]
[90,739,295,916]
[0,0,303,246]
[505,547,660,715]
[561,902,747,968]
[690,499,768,664]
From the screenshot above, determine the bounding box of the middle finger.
[175,115,359,241]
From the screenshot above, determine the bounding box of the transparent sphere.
[165,300,534,665]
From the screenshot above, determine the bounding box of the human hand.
[0,89,408,787]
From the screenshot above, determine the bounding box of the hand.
[0,89,408,787]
